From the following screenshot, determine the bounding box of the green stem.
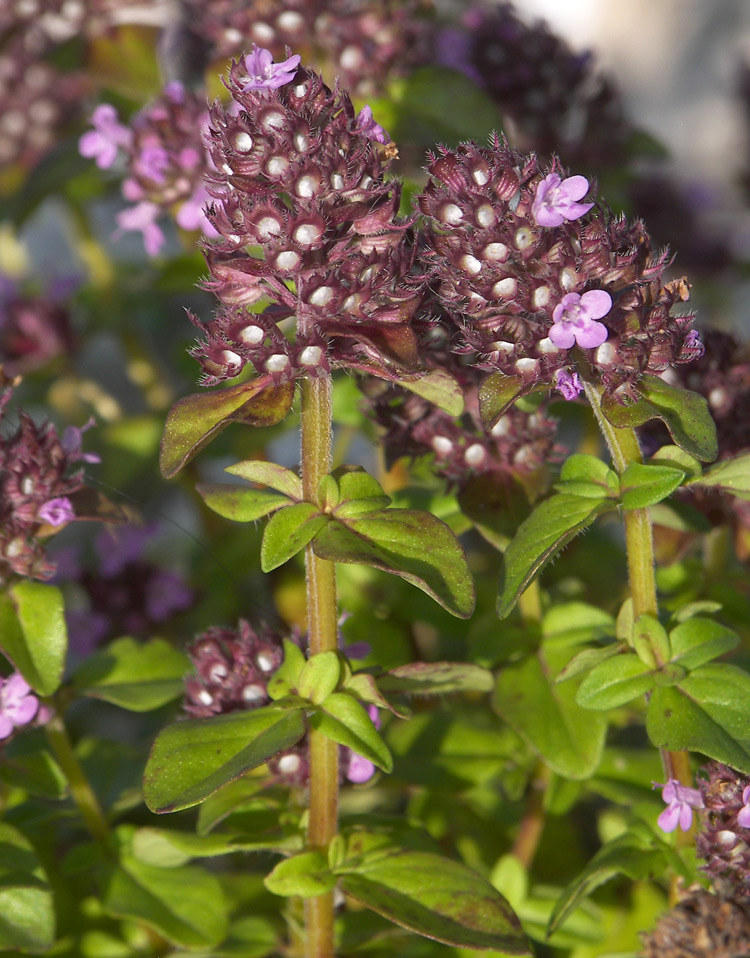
[45,710,110,846]
[300,375,338,958]
[584,384,691,794]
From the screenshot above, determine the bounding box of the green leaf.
[0,735,67,799]
[497,494,614,619]
[260,502,327,572]
[336,845,529,953]
[131,828,246,868]
[555,454,619,499]
[1,581,67,696]
[312,509,475,618]
[575,654,655,710]
[554,645,620,684]
[377,662,493,696]
[0,822,55,952]
[310,693,392,772]
[225,460,303,498]
[344,672,411,719]
[542,602,616,648]
[103,853,228,950]
[144,707,306,812]
[196,483,292,522]
[333,467,391,517]
[264,851,336,898]
[601,375,718,462]
[73,636,190,711]
[297,651,341,705]
[649,444,702,479]
[547,831,677,937]
[646,663,750,771]
[492,654,607,779]
[619,462,686,509]
[393,368,464,417]
[668,618,739,670]
[478,373,526,429]
[632,614,671,669]
[160,378,295,479]
[195,776,271,834]
[267,639,307,701]
[687,453,750,500]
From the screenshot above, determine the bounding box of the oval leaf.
[392,368,464,417]
[1,581,67,696]
[478,373,526,429]
[378,662,494,696]
[668,618,739,670]
[575,654,655,710]
[0,823,55,952]
[196,483,292,522]
[619,462,685,510]
[312,510,475,618]
[297,651,341,705]
[225,460,303,498]
[264,851,336,898]
[260,502,327,572]
[160,378,295,479]
[687,453,750,500]
[337,847,529,953]
[144,707,306,812]
[310,692,392,772]
[497,494,614,620]
[73,636,190,711]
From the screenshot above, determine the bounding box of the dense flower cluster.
[0,377,97,583]
[417,138,704,405]
[191,51,426,386]
[639,887,750,958]
[0,277,75,376]
[435,2,630,171]
[184,618,376,786]
[180,0,428,97]
[80,83,216,255]
[0,0,140,55]
[696,762,750,898]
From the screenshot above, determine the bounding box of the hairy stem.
[45,710,110,846]
[300,375,339,958]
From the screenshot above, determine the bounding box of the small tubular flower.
[532,173,593,227]
[0,673,39,740]
[549,290,612,349]
[241,45,301,91]
[654,778,704,833]
[79,104,133,169]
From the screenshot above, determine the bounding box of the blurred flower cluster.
[0,275,75,376]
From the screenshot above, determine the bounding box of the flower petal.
[579,289,613,319]
[657,802,681,833]
[558,175,590,202]
[548,323,576,349]
[574,320,609,349]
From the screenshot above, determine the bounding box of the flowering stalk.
[300,373,338,958]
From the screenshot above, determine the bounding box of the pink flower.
[38,496,75,527]
[345,706,380,784]
[532,173,593,227]
[0,673,39,740]
[116,202,165,257]
[654,778,704,832]
[62,418,100,464]
[554,368,583,400]
[241,46,301,92]
[354,106,389,144]
[549,290,612,349]
[79,104,132,170]
[737,785,750,828]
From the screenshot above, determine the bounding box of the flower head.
[654,777,704,833]
[79,104,132,169]
[695,761,750,897]
[549,290,612,350]
[241,45,301,92]
[532,173,593,227]
[0,673,39,740]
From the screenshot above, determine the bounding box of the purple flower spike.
[550,290,611,350]
[79,104,132,170]
[532,172,593,227]
[38,497,75,527]
[241,45,301,92]
[116,202,165,257]
[354,106,390,144]
[738,786,750,828]
[654,778,705,833]
[555,368,583,400]
[0,673,39,740]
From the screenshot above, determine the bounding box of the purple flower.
[0,673,39,740]
[654,778,705,833]
[38,497,75,527]
[549,290,612,350]
[62,418,100,464]
[79,104,132,170]
[135,145,170,183]
[354,106,390,145]
[345,706,380,784]
[176,183,217,235]
[241,46,301,92]
[555,368,583,400]
[738,786,750,829]
[116,202,165,257]
[532,173,593,227]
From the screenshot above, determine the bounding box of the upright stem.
[300,375,339,958]
[45,711,110,846]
